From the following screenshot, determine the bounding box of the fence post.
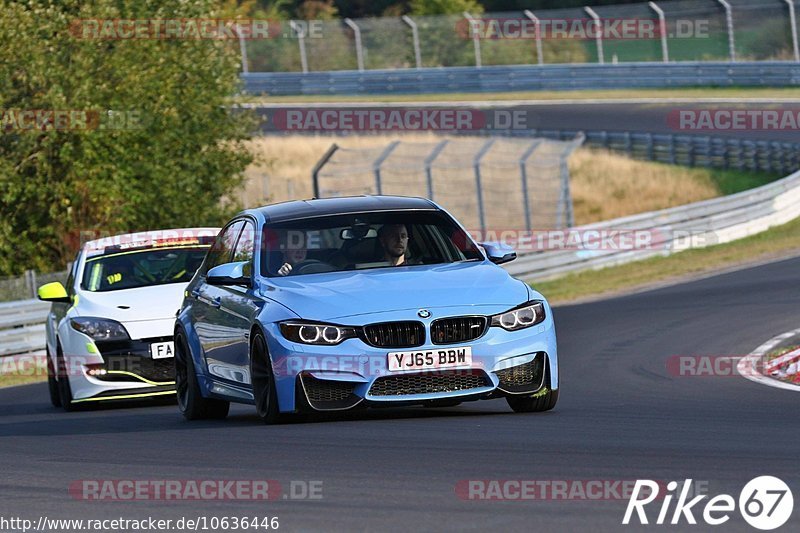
[344,18,365,71]
[648,2,670,62]
[289,21,309,73]
[716,0,736,62]
[584,7,604,64]
[463,12,482,68]
[523,10,544,65]
[668,134,676,164]
[235,24,249,73]
[311,144,339,198]
[401,15,423,69]
[473,139,496,233]
[786,0,800,62]
[519,140,542,232]
[372,141,401,195]
[424,140,449,200]
[30,270,37,298]
[562,133,585,228]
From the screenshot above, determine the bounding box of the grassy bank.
[536,216,800,304]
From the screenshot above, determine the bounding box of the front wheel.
[46,347,61,408]
[56,346,76,411]
[250,332,282,424]
[175,332,229,420]
[506,388,558,413]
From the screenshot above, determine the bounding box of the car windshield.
[81,246,210,292]
[261,210,483,277]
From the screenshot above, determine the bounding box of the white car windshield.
[81,246,210,292]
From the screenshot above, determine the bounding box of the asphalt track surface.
[256,100,800,142]
[2,255,799,532]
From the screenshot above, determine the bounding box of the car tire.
[506,388,558,413]
[175,332,229,420]
[506,366,559,413]
[250,331,282,424]
[46,347,62,408]
[55,345,76,411]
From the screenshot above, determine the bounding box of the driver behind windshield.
[277,231,308,276]
[378,224,409,266]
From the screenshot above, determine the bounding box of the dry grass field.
[241,135,772,226]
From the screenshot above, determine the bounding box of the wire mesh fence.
[312,135,585,232]
[244,0,800,72]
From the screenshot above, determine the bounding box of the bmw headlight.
[279,322,358,346]
[70,317,130,341]
[490,301,546,331]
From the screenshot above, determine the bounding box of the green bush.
[0,0,255,276]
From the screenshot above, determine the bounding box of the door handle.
[190,289,200,298]
[210,297,221,309]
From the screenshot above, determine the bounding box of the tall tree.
[0,0,254,275]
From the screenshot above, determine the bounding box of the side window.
[232,220,255,265]
[205,221,245,273]
[66,252,81,297]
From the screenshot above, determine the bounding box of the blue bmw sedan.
[175,196,558,423]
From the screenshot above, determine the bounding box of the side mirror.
[38,282,71,303]
[480,242,517,265]
[207,261,251,286]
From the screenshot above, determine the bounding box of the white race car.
[38,228,219,410]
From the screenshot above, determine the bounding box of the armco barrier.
[505,168,800,281]
[0,299,49,357]
[241,61,800,96]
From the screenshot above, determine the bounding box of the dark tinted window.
[81,247,210,292]
[205,220,245,272]
[261,210,482,277]
[232,220,255,265]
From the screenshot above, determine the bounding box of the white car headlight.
[279,322,358,346]
[490,301,546,331]
[70,317,130,341]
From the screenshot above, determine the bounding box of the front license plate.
[150,341,174,359]
[388,347,472,372]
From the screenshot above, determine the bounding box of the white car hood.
[75,283,186,325]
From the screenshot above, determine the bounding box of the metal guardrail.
[518,129,800,176]
[241,61,800,96]
[506,167,800,281]
[0,299,49,357]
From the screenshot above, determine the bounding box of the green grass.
[0,373,45,388]
[534,215,800,304]
[707,168,783,196]
[237,87,800,104]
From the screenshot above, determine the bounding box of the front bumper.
[262,311,558,413]
[60,330,176,402]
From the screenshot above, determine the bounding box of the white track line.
[738,329,800,391]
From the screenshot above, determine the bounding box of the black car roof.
[253,195,438,224]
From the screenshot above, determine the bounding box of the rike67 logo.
[623,477,793,530]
